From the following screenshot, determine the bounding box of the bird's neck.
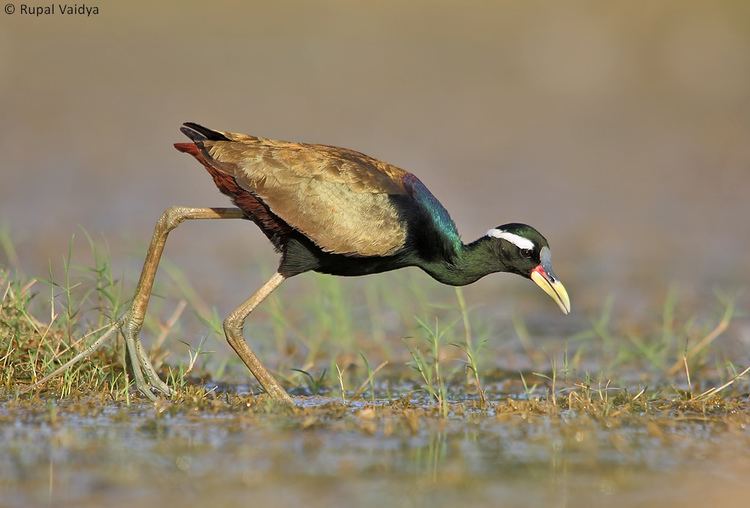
[418,236,507,286]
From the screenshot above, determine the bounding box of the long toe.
[151,377,172,397]
[134,344,173,397]
[142,373,172,398]
[136,381,159,401]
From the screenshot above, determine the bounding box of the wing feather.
[202,135,409,257]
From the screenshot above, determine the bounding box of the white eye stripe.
[486,229,535,250]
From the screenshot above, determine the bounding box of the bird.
[116,122,570,403]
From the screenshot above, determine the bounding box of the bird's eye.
[520,248,533,259]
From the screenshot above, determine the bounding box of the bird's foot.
[136,365,172,400]
[121,317,173,401]
[134,376,171,401]
[263,381,294,406]
[135,342,172,398]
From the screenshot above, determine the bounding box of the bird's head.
[486,223,571,315]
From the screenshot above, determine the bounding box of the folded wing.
[199,131,410,257]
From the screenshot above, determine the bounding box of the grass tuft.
[1,229,748,412]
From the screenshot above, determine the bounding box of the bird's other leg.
[122,206,246,400]
[223,272,293,404]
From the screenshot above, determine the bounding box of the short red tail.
[174,142,200,156]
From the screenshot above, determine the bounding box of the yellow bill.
[531,266,571,315]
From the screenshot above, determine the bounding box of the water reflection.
[2,398,748,507]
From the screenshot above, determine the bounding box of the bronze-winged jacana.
[31,122,570,403]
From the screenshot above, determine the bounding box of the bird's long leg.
[122,206,246,399]
[223,272,293,404]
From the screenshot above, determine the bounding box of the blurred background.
[1,0,749,327]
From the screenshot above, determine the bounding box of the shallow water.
[1,393,748,508]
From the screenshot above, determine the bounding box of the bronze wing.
[200,131,410,257]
